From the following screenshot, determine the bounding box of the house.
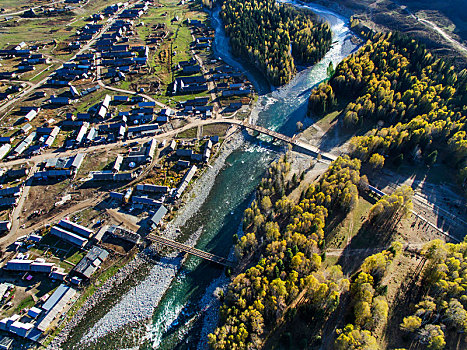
[0,198,18,209]
[222,89,252,97]
[86,127,97,143]
[185,97,209,106]
[73,246,109,279]
[0,186,21,198]
[113,95,129,103]
[50,269,67,281]
[49,96,70,105]
[172,76,207,95]
[182,65,201,75]
[109,191,124,201]
[91,171,135,181]
[150,205,168,227]
[24,109,39,122]
[177,58,196,68]
[113,155,123,172]
[127,124,160,138]
[12,132,35,156]
[20,123,32,134]
[174,165,197,198]
[43,153,84,172]
[75,122,89,145]
[136,184,169,194]
[0,145,11,160]
[132,196,162,207]
[27,307,42,319]
[105,225,140,244]
[43,126,60,148]
[177,160,190,168]
[5,168,28,179]
[203,139,213,162]
[36,284,77,332]
[191,153,203,162]
[69,85,80,98]
[4,259,55,273]
[57,219,94,238]
[50,226,88,247]
[33,170,72,179]
[126,139,157,163]
[0,336,14,350]
[176,149,193,157]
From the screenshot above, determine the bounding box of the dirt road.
[0,195,104,251]
[0,2,134,117]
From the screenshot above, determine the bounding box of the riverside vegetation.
[221,0,332,85]
[307,31,467,185]
[208,155,362,349]
[209,20,467,349]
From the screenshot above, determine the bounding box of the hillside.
[307,0,467,68]
[221,0,332,86]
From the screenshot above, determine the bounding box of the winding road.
[393,0,467,59]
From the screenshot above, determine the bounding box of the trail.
[393,0,467,58]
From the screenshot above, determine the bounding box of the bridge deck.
[238,122,337,161]
[147,234,234,267]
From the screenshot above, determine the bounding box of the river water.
[65,2,358,349]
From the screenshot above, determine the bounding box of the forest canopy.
[221,0,332,86]
[209,156,361,349]
[307,32,467,185]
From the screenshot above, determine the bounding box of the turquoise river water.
[62,1,359,349]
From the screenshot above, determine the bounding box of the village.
[0,0,255,347]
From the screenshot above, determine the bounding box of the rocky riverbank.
[48,129,246,349]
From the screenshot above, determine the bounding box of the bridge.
[221,120,337,162]
[147,234,235,267]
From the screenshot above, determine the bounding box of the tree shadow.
[384,255,426,350]
[337,220,396,275]
[317,120,365,153]
[369,163,467,240]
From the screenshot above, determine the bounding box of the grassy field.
[202,123,230,137]
[130,0,211,105]
[0,0,43,12]
[0,0,122,49]
[325,195,373,249]
[175,127,197,139]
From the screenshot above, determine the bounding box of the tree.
[370,296,388,328]
[425,150,438,166]
[369,153,385,170]
[400,316,422,332]
[335,324,379,350]
[368,185,413,232]
[418,324,445,350]
[260,196,272,212]
[296,121,304,131]
[327,61,335,78]
[444,299,467,332]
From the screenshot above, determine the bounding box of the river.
[63,1,359,349]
